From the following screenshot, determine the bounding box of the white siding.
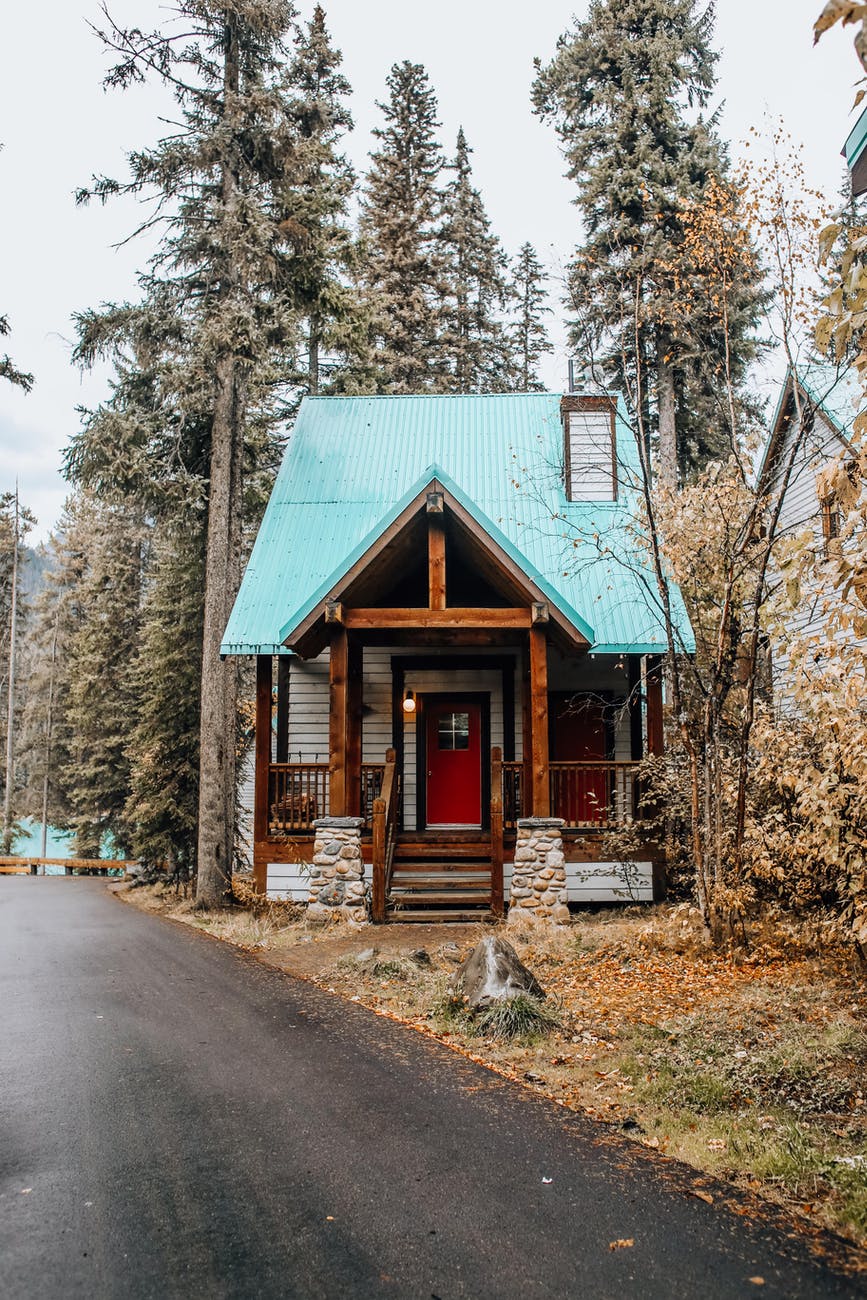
[767,408,867,701]
[568,410,615,501]
[506,860,653,903]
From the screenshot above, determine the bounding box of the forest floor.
[119,881,867,1258]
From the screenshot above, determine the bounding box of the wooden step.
[390,891,490,905]
[392,870,490,883]
[386,907,494,923]
[394,841,490,860]
[392,861,490,874]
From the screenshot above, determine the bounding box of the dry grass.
[118,882,867,1251]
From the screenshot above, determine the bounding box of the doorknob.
[428,771,432,777]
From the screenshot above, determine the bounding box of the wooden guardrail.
[0,856,136,876]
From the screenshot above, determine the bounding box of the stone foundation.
[307,817,367,923]
[507,817,570,926]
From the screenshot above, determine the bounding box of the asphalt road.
[0,879,862,1300]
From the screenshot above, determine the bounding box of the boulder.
[448,936,545,1011]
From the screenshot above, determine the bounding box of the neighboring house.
[844,103,867,197]
[760,362,866,696]
[223,391,693,922]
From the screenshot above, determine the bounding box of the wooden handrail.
[490,746,504,918]
[371,747,398,923]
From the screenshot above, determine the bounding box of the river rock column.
[507,817,570,926]
[307,817,367,923]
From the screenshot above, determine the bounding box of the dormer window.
[561,395,617,502]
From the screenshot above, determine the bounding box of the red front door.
[551,695,610,825]
[426,700,482,827]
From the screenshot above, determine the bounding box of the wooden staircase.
[386,837,493,922]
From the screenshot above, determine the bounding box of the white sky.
[0,0,862,541]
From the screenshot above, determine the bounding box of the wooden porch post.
[646,655,664,756]
[275,655,290,763]
[346,635,363,817]
[329,627,349,815]
[253,654,272,893]
[529,626,550,816]
[628,655,643,761]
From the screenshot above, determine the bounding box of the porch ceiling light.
[402,688,416,714]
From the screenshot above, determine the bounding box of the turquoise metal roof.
[222,393,694,657]
[798,361,863,435]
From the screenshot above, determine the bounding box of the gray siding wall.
[767,408,867,696]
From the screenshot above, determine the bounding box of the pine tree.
[509,243,552,391]
[0,491,35,849]
[0,316,33,393]
[279,4,359,396]
[57,494,144,857]
[15,495,142,856]
[359,61,447,392]
[438,128,514,392]
[124,522,204,877]
[72,2,307,904]
[533,0,760,482]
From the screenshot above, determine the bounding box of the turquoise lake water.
[11,820,76,874]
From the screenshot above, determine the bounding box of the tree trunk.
[195,14,243,908]
[2,488,19,852]
[657,344,677,491]
[308,311,320,395]
[195,353,242,906]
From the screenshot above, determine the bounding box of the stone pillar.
[508,817,570,926]
[307,817,366,923]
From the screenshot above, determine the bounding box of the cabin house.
[222,391,692,923]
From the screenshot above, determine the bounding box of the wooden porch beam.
[346,636,363,817]
[529,627,550,816]
[254,655,272,893]
[343,608,531,630]
[329,627,349,815]
[428,517,446,611]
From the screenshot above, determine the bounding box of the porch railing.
[549,761,640,829]
[502,762,524,830]
[268,763,329,834]
[501,760,641,830]
[267,762,386,835]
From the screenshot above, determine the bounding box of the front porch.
[248,475,666,920]
[251,643,664,921]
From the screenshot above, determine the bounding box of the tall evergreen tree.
[125,522,204,876]
[359,61,447,392]
[533,0,760,482]
[0,491,34,849]
[509,242,552,391]
[438,128,514,392]
[0,316,33,393]
[16,494,142,856]
[279,5,359,396]
[72,1,307,904]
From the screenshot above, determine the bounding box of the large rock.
[448,936,545,1011]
